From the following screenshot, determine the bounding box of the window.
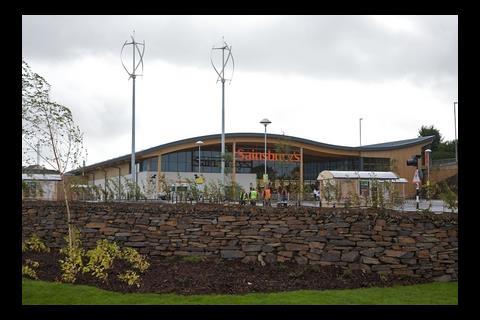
[362,157,390,171]
[139,159,149,172]
[150,157,158,172]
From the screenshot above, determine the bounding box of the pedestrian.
[239,190,245,205]
[282,187,288,201]
[240,190,249,205]
[263,185,272,207]
[250,187,258,206]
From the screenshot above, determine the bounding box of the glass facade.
[159,143,390,180]
[362,157,390,171]
[304,156,361,180]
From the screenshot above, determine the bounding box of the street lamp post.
[359,118,363,146]
[196,141,204,174]
[425,149,432,201]
[454,101,458,163]
[260,118,271,183]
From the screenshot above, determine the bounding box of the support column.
[300,147,304,201]
[156,154,162,194]
[232,141,236,200]
[232,141,236,183]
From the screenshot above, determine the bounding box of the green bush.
[117,270,141,288]
[22,234,50,253]
[81,239,150,286]
[83,239,121,282]
[22,259,40,280]
[56,234,150,287]
[59,229,84,284]
[121,247,150,272]
[440,184,458,211]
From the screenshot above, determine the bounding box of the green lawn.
[22,278,457,305]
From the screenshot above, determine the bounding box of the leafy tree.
[418,125,456,160]
[418,125,442,151]
[22,59,85,250]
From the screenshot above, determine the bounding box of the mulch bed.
[23,251,429,295]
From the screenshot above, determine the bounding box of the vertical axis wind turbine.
[210,38,234,187]
[121,31,145,191]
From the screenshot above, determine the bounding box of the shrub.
[59,228,84,283]
[83,239,121,282]
[440,184,458,211]
[22,259,40,280]
[22,234,50,253]
[121,247,150,272]
[117,270,141,287]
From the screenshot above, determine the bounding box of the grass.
[22,278,458,305]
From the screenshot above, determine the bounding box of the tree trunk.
[61,175,73,250]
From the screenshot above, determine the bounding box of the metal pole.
[121,33,144,198]
[264,125,267,175]
[359,118,362,146]
[416,183,420,210]
[416,161,420,210]
[198,145,201,174]
[131,39,137,192]
[221,47,225,185]
[454,102,458,163]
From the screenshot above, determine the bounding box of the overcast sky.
[22,15,458,167]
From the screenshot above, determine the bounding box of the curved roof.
[68,133,434,174]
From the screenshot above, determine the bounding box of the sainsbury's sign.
[235,149,301,162]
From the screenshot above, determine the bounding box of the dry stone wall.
[22,201,458,281]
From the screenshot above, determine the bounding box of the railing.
[432,158,457,166]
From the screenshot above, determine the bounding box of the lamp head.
[260,118,271,126]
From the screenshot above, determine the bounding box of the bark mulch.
[23,251,429,295]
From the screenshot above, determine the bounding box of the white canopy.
[317,170,400,181]
[22,173,62,181]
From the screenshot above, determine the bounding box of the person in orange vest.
[263,185,272,207]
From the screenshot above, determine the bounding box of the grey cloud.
[22,15,457,84]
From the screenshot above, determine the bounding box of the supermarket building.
[68,133,434,199]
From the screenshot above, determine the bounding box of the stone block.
[309,242,325,250]
[356,241,378,247]
[85,222,106,229]
[218,216,236,222]
[262,245,274,253]
[278,251,293,258]
[361,256,380,264]
[124,242,146,247]
[306,252,321,260]
[129,235,146,242]
[384,250,408,258]
[241,255,258,264]
[330,239,355,246]
[114,232,131,237]
[398,236,416,244]
[221,250,245,259]
[277,255,291,262]
[295,256,308,265]
[321,250,341,262]
[285,243,309,251]
[417,250,431,259]
[379,256,399,264]
[242,244,263,252]
[341,251,360,262]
